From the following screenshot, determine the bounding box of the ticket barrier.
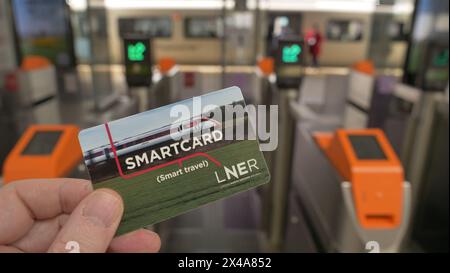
[0,92,92,176]
[0,57,57,114]
[139,58,181,110]
[17,56,58,106]
[254,57,277,170]
[155,61,278,252]
[271,67,444,252]
[294,74,349,131]
[343,70,397,130]
[120,36,154,113]
[401,92,449,252]
[376,83,421,160]
[2,124,88,185]
[267,48,304,250]
[267,88,298,251]
[123,36,153,88]
[297,72,420,151]
[293,69,420,155]
[83,95,139,128]
[254,58,276,106]
[147,58,182,109]
[0,61,59,173]
[292,65,378,131]
[275,38,304,89]
[270,75,413,251]
[57,68,82,99]
[286,127,411,252]
[411,97,448,252]
[251,57,280,242]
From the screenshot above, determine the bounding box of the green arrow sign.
[128,42,146,62]
[282,44,302,63]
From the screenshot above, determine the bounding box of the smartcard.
[78,86,270,235]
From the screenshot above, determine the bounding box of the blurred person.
[306,24,323,67]
[0,178,161,253]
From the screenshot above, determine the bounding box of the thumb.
[48,189,124,253]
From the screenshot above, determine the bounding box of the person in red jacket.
[306,24,323,67]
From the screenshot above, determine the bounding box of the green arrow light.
[128,42,146,62]
[282,44,302,63]
[433,49,449,67]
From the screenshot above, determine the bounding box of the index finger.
[0,178,92,245]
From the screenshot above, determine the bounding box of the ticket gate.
[402,92,449,252]
[409,94,449,253]
[124,57,185,112]
[286,127,411,252]
[376,83,421,160]
[343,77,422,159]
[275,38,304,89]
[147,58,182,110]
[293,68,384,131]
[252,59,279,246]
[267,47,305,250]
[123,36,153,87]
[293,71,421,156]
[269,69,413,251]
[294,74,348,131]
[2,124,88,185]
[153,62,279,253]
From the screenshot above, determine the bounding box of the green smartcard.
[78,86,270,235]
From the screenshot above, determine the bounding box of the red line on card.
[104,122,222,180]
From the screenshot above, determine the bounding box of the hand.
[0,178,161,253]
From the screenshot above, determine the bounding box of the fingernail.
[82,190,122,228]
